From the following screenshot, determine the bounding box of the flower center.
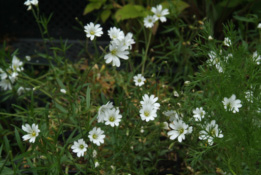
[144,111,150,117]
[179,128,184,134]
[210,129,216,136]
[227,103,232,110]
[138,79,141,82]
[109,116,115,122]
[7,69,13,74]
[92,134,97,139]
[200,112,204,116]
[79,144,84,149]
[111,49,117,55]
[31,131,36,137]
[157,14,161,18]
[148,19,152,23]
[90,30,95,35]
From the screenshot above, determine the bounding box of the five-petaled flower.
[71,139,88,157]
[22,123,40,143]
[84,22,103,41]
[222,94,242,113]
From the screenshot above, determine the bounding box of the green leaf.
[54,102,68,114]
[0,160,14,175]
[86,87,91,110]
[162,0,189,15]
[83,0,106,15]
[15,128,25,152]
[55,76,65,89]
[115,4,146,22]
[101,9,111,23]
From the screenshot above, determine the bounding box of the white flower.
[112,32,135,50]
[104,108,122,127]
[88,127,106,146]
[104,42,129,67]
[84,22,103,41]
[223,37,231,47]
[12,56,24,72]
[163,110,180,122]
[0,79,12,90]
[257,23,261,29]
[108,27,124,41]
[167,120,192,142]
[151,5,169,22]
[140,94,160,110]
[140,126,144,133]
[95,161,99,168]
[173,91,179,97]
[193,107,206,121]
[222,94,242,113]
[139,105,157,122]
[133,74,146,86]
[25,55,31,61]
[253,51,261,65]
[163,122,169,130]
[207,51,224,73]
[71,139,88,157]
[17,87,31,95]
[199,120,223,146]
[22,123,40,143]
[208,35,213,40]
[245,90,253,103]
[24,0,38,11]
[97,101,114,123]
[93,150,97,158]
[143,15,157,28]
[60,89,66,94]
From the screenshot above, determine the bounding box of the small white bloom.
[25,55,31,61]
[60,89,66,94]
[167,120,192,142]
[257,23,261,29]
[163,122,169,130]
[108,27,124,41]
[0,79,12,90]
[151,5,169,22]
[71,139,88,157]
[253,51,261,65]
[140,126,144,133]
[139,105,157,122]
[199,120,223,146]
[84,22,103,41]
[12,56,24,72]
[104,42,129,67]
[173,91,179,97]
[245,90,253,103]
[222,94,242,113]
[207,51,224,73]
[17,87,31,95]
[93,150,97,158]
[193,107,206,121]
[163,110,180,122]
[133,74,146,86]
[24,0,38,10]
[88,127,106,146]
[95,161,99,168]
[113,32,135,50]
[208,35,213,40]
[143,15,157,28]
[104,108,122,127]
[223,37,231,47]
[140,94,160,110]
[22,123,40,143]
[97,102,114,123]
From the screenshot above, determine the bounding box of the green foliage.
[115,4,147,22]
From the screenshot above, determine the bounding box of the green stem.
[141,30,152,74]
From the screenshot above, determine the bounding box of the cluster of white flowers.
[163,110,181,122]
[24,0,38,11]
[97,101,122,127]
[139,94,160,122]
[0,56,24,91]
[199,120,223,145]
[84,22,135,67]
[144,5,169,28]
[133,74,146,86]
[222,94,242,113]
[207,50,233,73]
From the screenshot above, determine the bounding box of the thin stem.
[142,30,152,74]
